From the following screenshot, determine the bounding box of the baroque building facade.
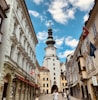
[0,0,38,100]
[66,0,98,100]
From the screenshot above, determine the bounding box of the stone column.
[20,82,24,100]
[24,84,28,100]
[15,80,20,100]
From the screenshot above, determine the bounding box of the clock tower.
[43,27,60,93]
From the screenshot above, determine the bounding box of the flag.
[90,42,96,58]
[83,27,89,40]
[30,70,35,76]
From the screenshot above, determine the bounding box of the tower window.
[53,67,55,70]
[53,63,55,66]
[43,84,45,87]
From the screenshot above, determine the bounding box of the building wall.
[0,0,38,100]
[40,69,51,94]
[43,46,66,92]
[66,1,98,100]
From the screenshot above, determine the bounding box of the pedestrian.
[35,95,39,100]
[62,92,64,97]
[53,89,59,100]
[66,90,70,100]
[64,92,67,100]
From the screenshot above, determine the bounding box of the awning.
[17,75,35,87]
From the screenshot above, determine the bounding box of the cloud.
[55,37,64,48]
[65,36,79,48]
[58,49,75,58]
[48,0,94,24]
[83,14,89,22]
[32,0,43,5]
[29,10,44,21]
[48,0,75,24]
[69,0,94,11]
[37,31,48,41]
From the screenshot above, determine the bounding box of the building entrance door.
[2,82,8,100]
[51,85,58,93]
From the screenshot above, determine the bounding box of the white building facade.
[0,0,38,100]
[43,28,61,93]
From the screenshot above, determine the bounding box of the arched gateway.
[51,85,58,93]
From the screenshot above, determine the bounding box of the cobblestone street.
[39,94,82,100]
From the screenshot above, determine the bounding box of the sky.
[25,0,94,66]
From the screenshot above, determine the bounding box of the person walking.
[35,95,39,100]
[64,92,67,100]
[53,89,59,100]
[66,90,70,100]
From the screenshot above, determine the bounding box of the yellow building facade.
[40,67,51,94]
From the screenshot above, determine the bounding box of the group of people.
[53,89,69,100]
[35,90,70,100]
[62,91,69,100]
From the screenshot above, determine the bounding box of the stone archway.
[2,74,11,100]
[51,85,58,93]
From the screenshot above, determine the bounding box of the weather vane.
[49,21,51,29]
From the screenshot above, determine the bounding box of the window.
[92,23,97,36]
[47,84,48,87]
[22,58,24,68]
[43,84,45,87]
[53,67,55,70]
[53,63,55,66]
[62,83,64,86]
[17,52,21,65]
[65,76,66,80]
[80,49,82,55]
[54,73,55,75]
[0,15,3,30]
[0,32,2,43]
[54,77,55,80]
[43,78,45,81]
[78,61,81,72]
[47,78,48,81]
[10,45,15,59]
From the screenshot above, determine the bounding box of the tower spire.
[46,24,55,46]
